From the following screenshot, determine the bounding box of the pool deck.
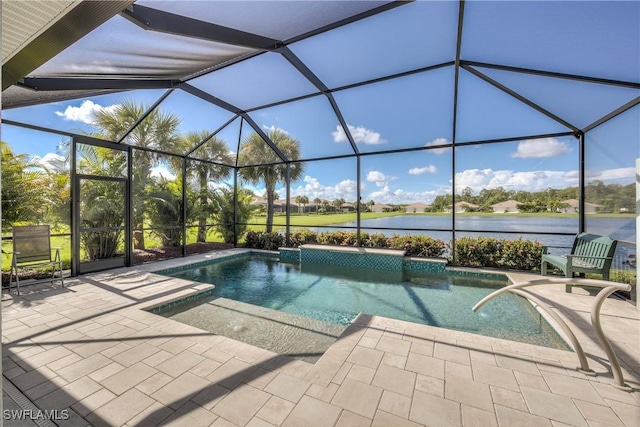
[2,248,639,426]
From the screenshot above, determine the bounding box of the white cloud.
[332,124,386,145]
[55,100,117,124]
[366,170,395,187]
[285,175,358,201]
[408,165,438,175]
[511,137,571,158]
[366,184,444,205]
[261,125,289,135]
[454,168,579,193]
[586,167,635,182]
[424,137,451,154]
[35,153,68,171]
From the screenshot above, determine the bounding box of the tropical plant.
[184,131,233,242]
[313,197,322,214]
[332,198,345,212]
[146,178,191,247]
[210,186,255,243]
[0,142,50,230]
[92,100,181,249]
[295,195,309,214]
[238,129,305,232]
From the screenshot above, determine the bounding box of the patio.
[3,249,638,426]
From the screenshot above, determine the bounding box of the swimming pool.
[157,255,568,356]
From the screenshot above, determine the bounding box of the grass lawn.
[245,211,404,231]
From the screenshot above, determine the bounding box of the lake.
[293,215,636,267]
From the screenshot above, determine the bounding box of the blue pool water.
[163,255,568,349]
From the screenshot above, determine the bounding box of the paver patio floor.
[2,249,639,426]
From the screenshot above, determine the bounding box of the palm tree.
[333,198,345,213]
[238,129,305,232]
[92,100,181,249]
[183,131,232,242]
[313,197,322,214]
[295,195,304,214]
[299,195,309,214]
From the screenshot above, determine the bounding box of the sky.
[2,1,638,205]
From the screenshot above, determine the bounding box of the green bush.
[289,229,318,247]
[452,237,544,271]
[317,230,354,245]
[361,233,389,248]
[243,231,284,250]
[388,234,446,257]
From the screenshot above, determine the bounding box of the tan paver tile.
[210,417,240,427]
[13,366,57,390]
[358,336,379,349]
[574,399,625,426]
[371,363,416,397]
[605,398,640,427]
[347,364,377,384]
[86,388,155,427]
[347,346,384,369]
[158,337,196,354]
[242,367,278,390]
[372,410,421,427]
[379,390,411,419]
[100,342,132,359]
[336,410,372,427]
[190,358,223,379]
[87,362,126,383]
[99,362,157,395]
[514,370,550,392]
[405,352,444,379]
[332,362,354,385]
[263,373,311,403]
[306,383,340,403]
[125,401,174,427]
[495,354,541,375]
[156,350,205,377]
[433,342,470,365]
[462,405,498,427]
[57,353,112,382]
[381,352,406,369]
[24,375,68,401]
[520,386,588,426]
[490,385,527,412]
[21,345,73,369]
[446,360,473,379]
[540,370,606,405]
[332,378,383,419]
[410,390,461,426]
[256,395,296,426]
[71,388,117,417]
[415,374,444,398]
[141,349,174,367]
[162,401,218,426]
[135,371,174,396]
[247,417,276,427]
[152,371,211,409]
[376,336,411,357]
[445,375,493,412]
[206,358,257,390]
[282,395,342,427]
[494,404,552,427]
[212,384,271,426]
[191,382,230,410]
[111,342,160,366]
[472,361,519,391]
[34,376,101,411]
[592,382,638,405]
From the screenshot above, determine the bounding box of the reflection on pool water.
[156,255,568,362]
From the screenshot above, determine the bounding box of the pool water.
[162,255,568,350]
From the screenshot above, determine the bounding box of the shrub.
[244,230,261,248]
[259,232,284,250]
[452,237,543,271]
[289,229,318,247]
[317,230,352,245]
[362,233,389,248]
[389,234,446,257]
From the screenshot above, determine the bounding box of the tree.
[313,197,322,214]
[0,142,50,230]
[299,195,309,213]
[92,100,181,249]
[210,187,255,243]
[333,198,345,212]
[295,195,304,214]
[183,131,232,242]
[238,129,305,232]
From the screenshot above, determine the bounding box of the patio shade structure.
[1,0,639,275]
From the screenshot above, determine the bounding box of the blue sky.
[2,1,638,205]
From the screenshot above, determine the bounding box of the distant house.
[405,202,429,213]
[341,202,356,212]
[561,199,600,214]
[445,201,479,213]
[372,203,392,213]
[491,200,521,213]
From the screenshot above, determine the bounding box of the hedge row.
[244,230,545,271]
